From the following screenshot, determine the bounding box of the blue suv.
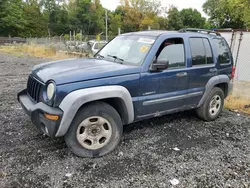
[18,29,234,157]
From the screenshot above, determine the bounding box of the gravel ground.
[1,52,250,188]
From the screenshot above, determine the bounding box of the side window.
[94,43,99,49]
[189,38,205,66]
[94,42,106,50]
[213,38,231,64]
[189,38,213,66]
[203,39,213,64]
[157,38,185,69]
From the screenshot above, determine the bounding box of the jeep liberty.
[18,28,234,158]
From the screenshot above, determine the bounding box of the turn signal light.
[44,113,59,121]
[231,66,236,79]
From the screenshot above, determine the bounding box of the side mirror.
[150,59,169,71]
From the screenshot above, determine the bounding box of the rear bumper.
[227,80,233,97]
[17,89,63,137]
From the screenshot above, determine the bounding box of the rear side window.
[189,38,213,66]
[203,39,213,64]
[213,38,231,64]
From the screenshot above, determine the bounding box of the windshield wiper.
[95,54,105,59]
[107,55,124,63]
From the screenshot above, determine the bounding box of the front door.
[138,37,189,118]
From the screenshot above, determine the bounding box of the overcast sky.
[100,0,207,17]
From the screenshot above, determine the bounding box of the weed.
[225,95,250,114]
[0,44,83,60]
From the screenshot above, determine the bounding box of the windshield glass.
[96,35,156,65]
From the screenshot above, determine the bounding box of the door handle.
[209,68,217,73]
[176,72,188,77]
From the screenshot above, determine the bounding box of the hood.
[32,58,141,85]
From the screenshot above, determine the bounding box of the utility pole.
[105,10,108,41]
[80,30,82,41]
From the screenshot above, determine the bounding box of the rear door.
[185,37,216,107]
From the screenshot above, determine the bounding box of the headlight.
[46,82,55,100]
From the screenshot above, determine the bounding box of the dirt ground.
[1,52,250,188]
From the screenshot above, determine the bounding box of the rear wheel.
[196,87,224,121]
[64,102,123,158]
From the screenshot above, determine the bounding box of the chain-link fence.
[25,35,115,53]
[219,31,250,101]
[0,35,116,55]
[220,31,250,82]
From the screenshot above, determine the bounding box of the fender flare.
[55,85,134,137]
[197,75,231,107]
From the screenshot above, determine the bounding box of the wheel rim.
[76,116,112,150]
[209,95,222,116]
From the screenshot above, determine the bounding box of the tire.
[196,87,224,121]
[64,101,123,158]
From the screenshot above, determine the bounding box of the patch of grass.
[0,43,55,57]
[0,44,80,60]
[225,95,250,115]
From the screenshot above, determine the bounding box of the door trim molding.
[137,104,197,119]
[143,94,186,106]
[186,91,204,98]
[142,91,203,106]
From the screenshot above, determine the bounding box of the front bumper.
[17,89,63,137]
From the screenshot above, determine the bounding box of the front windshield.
[96,35,156,65]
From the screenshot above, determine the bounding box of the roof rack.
[179,28,221,36]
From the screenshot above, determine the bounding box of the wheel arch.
[80,97,130,125]
[56,86,134,137]
[214,83,228,97]
[197,75,231,108]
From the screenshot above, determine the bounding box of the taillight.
[231,66,236,79]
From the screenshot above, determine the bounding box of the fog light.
[44,113,59,121]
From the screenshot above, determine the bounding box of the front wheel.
[64,102,123,158]
[196,87,224,121]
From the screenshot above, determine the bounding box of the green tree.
[122,2,143,32]
[117,0,164,32]
[88,0,105,34]
[109,14,122,35]
[180,8,206,28]
[204,20,216,29]
[228,0,250,28]
[68,0,105,35]
[202,0,245,28]
[157,16,168,30]
[68,0,92,34]
[167,6,183,30]
[139,16,154,30]
[0,0,27,36]
[42,0,70,36]
[22,0,47,37]
[0,0,210,37]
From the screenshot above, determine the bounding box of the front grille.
[27,76,43,102]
